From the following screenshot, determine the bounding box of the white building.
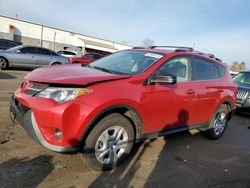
[0,15,132,54]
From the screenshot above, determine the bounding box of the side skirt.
[142,122,209,140]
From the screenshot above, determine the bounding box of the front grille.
[237,89,249,100]
[14,99,30,114]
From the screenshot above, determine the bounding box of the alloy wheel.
[95,126,129,164]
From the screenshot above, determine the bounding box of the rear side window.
[93,54,102,59]
[215,64,225,78]
[50,51,58,56]
[37,48,51,55]
[59,51,76,55]
[19,47,37,54]
[191,57,218,81]
[84,54,95,59]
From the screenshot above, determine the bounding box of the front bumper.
[236,98,250,109]
[10,96,79,153]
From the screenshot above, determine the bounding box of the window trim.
[19,47,38,54]
[36,47,52,56]
[145,55,192,85]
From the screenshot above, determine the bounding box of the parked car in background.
[0,45,69,70]
[69,52,105,64]
[233,71,250,110]
[10,46,237,171]
[0,38,22,50]
[230,71,238,78]
[57,50,81,57]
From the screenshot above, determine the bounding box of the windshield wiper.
[84,64,130,75]
[91,66,114,74]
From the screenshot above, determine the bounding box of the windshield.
[6,45,22,52]
[90,50,163,75]
[233,72,250,85]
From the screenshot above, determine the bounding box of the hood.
[235,81,250,90]
[25,64,131,86]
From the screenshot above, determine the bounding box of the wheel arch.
[79,104,144,150]
[50,61,61,65]
[0,56,9,66]
[219,99,235,120]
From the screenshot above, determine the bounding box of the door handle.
[185,89,195,95]
[208,89,224,93]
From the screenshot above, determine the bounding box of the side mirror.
[15,50,21,53]
[150,75,177,85]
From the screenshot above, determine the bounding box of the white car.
[57,50,81,58]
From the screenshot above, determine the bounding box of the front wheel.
[0,57,8,70]
[82,113,135,171]
[202,104,229,140]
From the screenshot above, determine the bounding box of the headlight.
[36,87,91,103]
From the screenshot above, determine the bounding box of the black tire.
[202,104,229,140]
[0,57,8,70]
[82,113,135,171]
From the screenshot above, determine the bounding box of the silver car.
[0,45,69,70]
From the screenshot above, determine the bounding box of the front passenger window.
[155,57,190,82]
[19,47,37,54]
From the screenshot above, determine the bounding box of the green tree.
[230,61,239,72]
[142,38,155,47]
[238,61,246,72]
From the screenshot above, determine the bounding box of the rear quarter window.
[215,63,225,78]
[191,57,219,81]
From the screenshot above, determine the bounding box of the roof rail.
[149,46,193,52]
[132,46,223,62]
[194,50,222,62]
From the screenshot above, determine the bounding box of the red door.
[142,56,196,133]
[142,82,196,133]
[190,56,223,123]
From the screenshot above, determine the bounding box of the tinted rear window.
[191,57,218,81]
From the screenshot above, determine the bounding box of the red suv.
[10,46,237,170]
[69,52,104,64]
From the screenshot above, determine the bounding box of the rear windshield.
[90,50,164,75]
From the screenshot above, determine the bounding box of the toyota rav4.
[10,46,237,170]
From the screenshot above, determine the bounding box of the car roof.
[0,38,22,44]
[85,52,104,56]
[131,48,171,55]
[17,45,54,50]
[58,50,78,53]
[128,47,225,66]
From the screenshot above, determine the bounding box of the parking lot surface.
[0,70,250,188]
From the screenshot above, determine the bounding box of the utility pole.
[40,26,43,47]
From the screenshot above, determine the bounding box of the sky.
[0,0,250,67]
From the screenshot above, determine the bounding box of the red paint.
[14,49,237,148]
[69,52,105,64]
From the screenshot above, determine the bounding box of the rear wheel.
[0,57,8,70]
[51,62,61,65]
[202,104,229,139]
[82,113,135,171]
